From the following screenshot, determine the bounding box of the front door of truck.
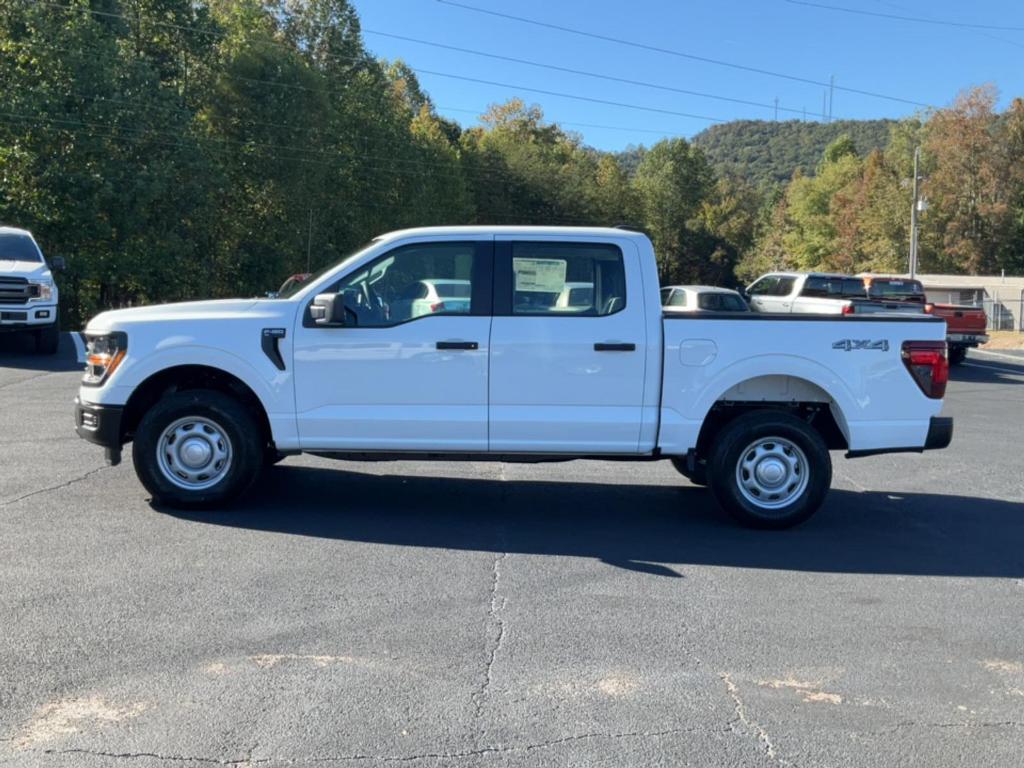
[291,239,493,451]
[488,238,648,453]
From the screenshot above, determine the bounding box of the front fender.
[83,343,297,448]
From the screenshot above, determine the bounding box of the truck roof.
[374,225,650,242]
[0,225,34,238]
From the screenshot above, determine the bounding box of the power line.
[363,29,812,118]
[33,4,728,126]
[413,68,725,123]
[785,0,1024,32]
[434,0,933,108]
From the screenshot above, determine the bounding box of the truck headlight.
[30,281,54,301]
[83,332,128,386]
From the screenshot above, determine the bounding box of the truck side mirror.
[51,256,66,272]
[310,293,347,327]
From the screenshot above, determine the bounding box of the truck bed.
[657,312,947,455]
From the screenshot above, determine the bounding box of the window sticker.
[513,258,567,293]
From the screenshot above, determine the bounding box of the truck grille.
[0,277,34,305]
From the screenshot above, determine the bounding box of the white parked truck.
[75,227,952,528]
[0,226,64,353]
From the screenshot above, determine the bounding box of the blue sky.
[352,0,1024,151]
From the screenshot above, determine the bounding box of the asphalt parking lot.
[1,333,1022,767]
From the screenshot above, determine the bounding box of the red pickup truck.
[862,277,987,364]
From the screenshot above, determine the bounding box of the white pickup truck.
[0,226,64,353]
[74,227,952,528]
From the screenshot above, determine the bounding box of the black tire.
[132,389,263,509]
[35,321,59,355]
[707,411,831,529]
[670,456,708,486]
[948,345,967,366]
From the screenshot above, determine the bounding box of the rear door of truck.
[488,236,649,453]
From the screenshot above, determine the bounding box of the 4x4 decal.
[833,339,889,352]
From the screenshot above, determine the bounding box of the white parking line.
[70,331,86,364]
[973,348,1024,364]
[963,361,1024,377]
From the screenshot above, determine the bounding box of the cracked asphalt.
[1,332,1023,767]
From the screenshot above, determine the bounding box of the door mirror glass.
[310,293,348,327]
[50,256,66,272]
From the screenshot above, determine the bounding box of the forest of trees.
[691,119,895,186]
[1,1,1023,327]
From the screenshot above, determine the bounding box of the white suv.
[0,227,64,353]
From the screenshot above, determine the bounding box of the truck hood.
[87,298,264,331]
[0,260,52,280]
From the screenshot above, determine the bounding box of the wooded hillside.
[692,119,895,186]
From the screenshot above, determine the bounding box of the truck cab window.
[327,242,481,327]
[748,276,779,296]
[509,242,625,316]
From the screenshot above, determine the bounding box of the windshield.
[275,240,377,298]
[0,232,42,262]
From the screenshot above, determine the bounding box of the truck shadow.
[951,357,1024,385]
[0,332,81,371]
[163,465,1024,580]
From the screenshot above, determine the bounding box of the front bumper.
[846,416,953,458]
[0,305,58,332]
[947,333,989,346]
[74,397,124,465]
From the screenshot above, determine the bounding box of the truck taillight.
[841,303,855,315]
[901,341,948,399]
[924,303,934,314]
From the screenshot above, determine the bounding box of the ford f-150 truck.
[0,226,64,353]
[74,227,953,528]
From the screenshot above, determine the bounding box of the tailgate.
[934,304,986,333]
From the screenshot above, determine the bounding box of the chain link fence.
[981,298,1024,332]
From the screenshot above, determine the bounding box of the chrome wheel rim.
[735,436,809,511]
[156,416,233,491]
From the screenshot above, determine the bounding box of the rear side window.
[773,277,797,296]
[801,276,865,299]
[0,233,42,263]
[508,242,625,316]
[698,292,747,311]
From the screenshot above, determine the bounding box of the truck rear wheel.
[132,389,262,509]
[707,411,831,529]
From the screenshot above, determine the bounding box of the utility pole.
[828,75,835,123]
[909,147,921,278]
[774,97,779,121]
[306,208,314,273]
[822,91,827,121]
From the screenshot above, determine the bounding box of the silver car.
[661,285,749,313]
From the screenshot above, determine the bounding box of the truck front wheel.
[35,320,59,355]
[948,345,967,365]
[707,411,832,529]
[133,389,263,509]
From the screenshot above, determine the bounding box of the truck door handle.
[436,341,478,350]
[594,342,636,352]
